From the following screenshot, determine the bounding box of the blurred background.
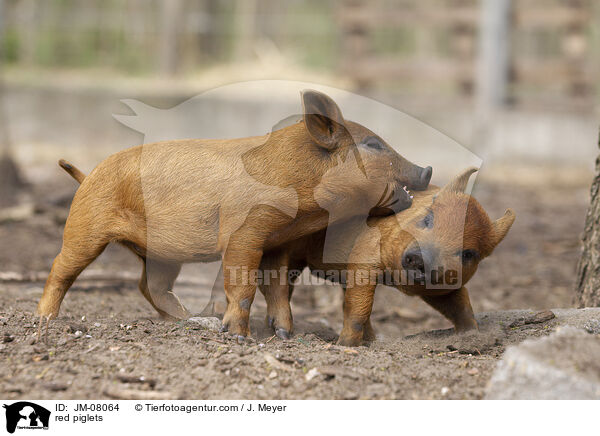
[0,0,598,174]
[0,0,599,330]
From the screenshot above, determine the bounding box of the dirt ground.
[0,165,593,399]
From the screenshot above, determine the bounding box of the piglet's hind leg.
[37,238,108,342]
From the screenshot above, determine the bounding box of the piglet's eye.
[364,139,383,150]
[461,249,479,263]
[419,212,434,229]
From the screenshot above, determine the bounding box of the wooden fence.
[0,0,597,110]
[338,0,597,110]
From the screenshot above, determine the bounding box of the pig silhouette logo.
[2,402,50,433]
[110,81,481,318]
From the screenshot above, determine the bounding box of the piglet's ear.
[301,90,346,151]
[492,208,516,247]
[443,167,479,195]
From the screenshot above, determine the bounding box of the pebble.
[305,368,320,381]
[45,382,68,392]
[32,354,49,362]
[584,319,600,335]
[187,317,221,332]
[66,323,88,333]
[509,310,556,328]
[32,345,46,353]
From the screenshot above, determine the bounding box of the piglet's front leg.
[420,286,478,333]
[220,206,293,342]
[337,274,376,347]
[221,247,262,342]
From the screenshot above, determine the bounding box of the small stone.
[268,371,278,379]
[305,368,320,381]
[65,323,88,334]
[317,365,360,380]
[532,310,555,323]
[467,368,479,376]
[45,382,68,392]
[187,317,221,332]
[441,387,450,396]
[509,310,555,328]
[2,333,14,343]
[584,319,600,335]
[32,354,49,362]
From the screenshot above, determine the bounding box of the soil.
[0,167,593,399]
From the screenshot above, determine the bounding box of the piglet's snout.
[402,248,425,273]
[419,166,433,189]
[400,165,432,192]
[401,245,436,274]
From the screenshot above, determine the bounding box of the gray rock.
[583,319,600,335]
[476,307,600,331]
[486,326,600,399]
[187,316,221,332]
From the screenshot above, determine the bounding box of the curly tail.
[58,159,86,184]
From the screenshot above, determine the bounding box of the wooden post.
[0,0,26,208]
[233,0,257,61]
[476,0,512,117]
[0,0,11,150]
[575,129,600,307]
[15,0,36,65]
[338,0,371,92]
[158,0,184,76]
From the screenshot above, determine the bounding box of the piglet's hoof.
[220,323,246,344]
[275,328,291,340]
[336,334,361,348]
